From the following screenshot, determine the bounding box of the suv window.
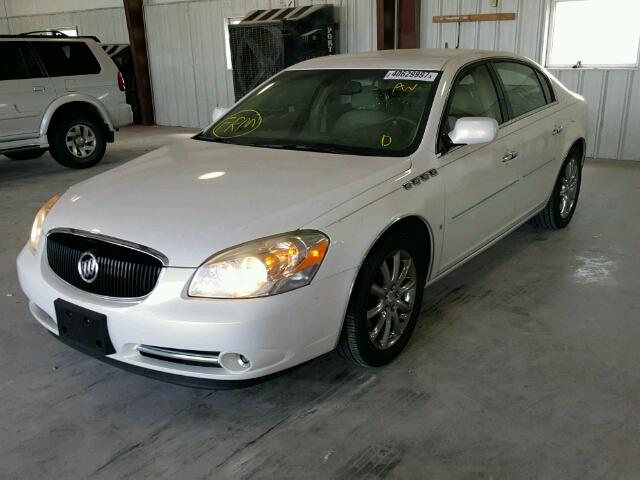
[493,62,548,118]
[0,42,43,80]
[30,41,101,77]
[443,64,503,135]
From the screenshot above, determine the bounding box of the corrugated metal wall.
[421,0,639,160]
[1,7,129,43]
[144,0,376,128]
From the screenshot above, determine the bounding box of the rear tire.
[530,150,582,230]
[4,149,46,160]
[338,229,427,367]
[48,115,106,169]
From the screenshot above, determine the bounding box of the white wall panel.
[421,0,638,160]
[622,72,640,161]
[144,0,375,128]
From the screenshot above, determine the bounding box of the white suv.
[0,36,133,168]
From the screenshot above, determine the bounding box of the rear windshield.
[198,69,441,157]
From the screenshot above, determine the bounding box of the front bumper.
[17,245,355,383]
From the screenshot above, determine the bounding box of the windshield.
[198,69,441,157]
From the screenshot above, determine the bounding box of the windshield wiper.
[251,142,355,155]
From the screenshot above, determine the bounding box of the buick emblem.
[78,252,99,284]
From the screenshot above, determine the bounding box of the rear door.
[29,40,103,97]
[491,61,563,217]
[0,41,56,140]
[437,62,520,272]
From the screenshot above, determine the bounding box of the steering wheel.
[385,116,418,129]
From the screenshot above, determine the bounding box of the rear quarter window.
[30,41,101,77]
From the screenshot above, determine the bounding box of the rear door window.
[0,43,30,80]
[30,41,101,77]
[493,62,548,119]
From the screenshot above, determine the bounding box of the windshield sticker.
[384,70,438,82]
[391,82,419,95]
[212,109,263,139]
[381,135,393,147]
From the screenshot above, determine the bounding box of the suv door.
[0,41,56,140]
[491,61,561,217]
[29,41,102,97]
[437,63,520,272]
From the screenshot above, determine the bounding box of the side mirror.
[211,106,229,123]
[448,117,499,146]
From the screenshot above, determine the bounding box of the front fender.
[39,94,115,137]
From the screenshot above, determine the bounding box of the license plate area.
[54,299,115,355]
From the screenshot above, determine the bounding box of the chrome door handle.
[502,150,519,162]
[32,86,45,92]
[552,125,564,135]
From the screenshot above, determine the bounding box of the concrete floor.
[1,126,639,479]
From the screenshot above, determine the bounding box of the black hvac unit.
[229,5,338,100]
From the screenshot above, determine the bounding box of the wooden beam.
[433,13,516,23]
[123,0,155,125]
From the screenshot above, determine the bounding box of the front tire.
[338,229,427,367]
[48,115,106,169]
[531,150,582,230]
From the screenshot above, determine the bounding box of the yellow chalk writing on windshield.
[381,135,392,147]
[391,82,419,95]
[212,109,263,138]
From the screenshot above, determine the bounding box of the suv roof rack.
[0,30,101,42]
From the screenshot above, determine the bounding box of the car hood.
[46,139,411,266]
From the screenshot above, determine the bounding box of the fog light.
[219,352,251,373]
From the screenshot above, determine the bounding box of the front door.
[0,42,55,140]
[437,63,520,272]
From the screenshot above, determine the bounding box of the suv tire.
[4,149,47,160]
[48,114,107,169]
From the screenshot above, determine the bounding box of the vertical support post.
[123,0,154,125]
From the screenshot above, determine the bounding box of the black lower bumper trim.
[51,333,276,390]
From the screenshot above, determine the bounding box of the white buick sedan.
[17,49,587,387]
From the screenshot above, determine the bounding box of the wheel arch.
[40,95,115,141]
[332,214,434,350]
[571,137,586,166]
[347,214,435,306]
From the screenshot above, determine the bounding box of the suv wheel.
[48,115,106,169]
[338,229,427,367]
[4,149,46,160]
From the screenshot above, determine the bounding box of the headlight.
[188,231,329,299]
[28,194,60,254]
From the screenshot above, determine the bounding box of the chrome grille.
[46,231,164,298]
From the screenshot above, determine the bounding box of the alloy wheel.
[367,249,417,350]
[559,157,579,218]
[65,124,97,159]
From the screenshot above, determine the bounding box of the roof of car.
[291,48,522,71]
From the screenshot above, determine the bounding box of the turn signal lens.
[28,194,60,254]
[188,231,329,298]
